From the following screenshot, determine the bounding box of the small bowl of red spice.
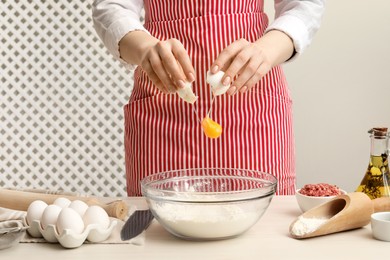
[295,183,346,212]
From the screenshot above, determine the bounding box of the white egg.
[53,197,71,208]
[41,204,62,230]
[177,81,198,104]
[26,200,48,225]
[56,207,85,235]
[69,200,89,217]
[83,206,110,229]
[206,70,230,96]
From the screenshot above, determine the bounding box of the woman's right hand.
[119,31,195,93]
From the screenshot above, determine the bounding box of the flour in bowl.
[151,200,264,239]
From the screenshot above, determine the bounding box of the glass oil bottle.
[356,127,390,199]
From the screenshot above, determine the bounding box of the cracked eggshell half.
[206,70,230,96]
[177,81,198,104]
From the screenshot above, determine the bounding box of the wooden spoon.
[289,192,390,239]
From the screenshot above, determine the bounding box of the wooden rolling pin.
[373,196,390,212]
[0,188,128,220]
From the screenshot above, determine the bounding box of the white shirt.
[92,0,325,68]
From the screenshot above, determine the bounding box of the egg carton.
[27,219,117,248]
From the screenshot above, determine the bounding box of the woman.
[92,0,325,196]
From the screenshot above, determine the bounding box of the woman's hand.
[140,39,195,93]
[210,30,295,95]
[119,31,195,93]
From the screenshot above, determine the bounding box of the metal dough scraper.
[120,209,154,241]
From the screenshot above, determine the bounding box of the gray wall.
[266,0,390,192]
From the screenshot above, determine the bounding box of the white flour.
[152,201,262,239]
[291,216,328,236]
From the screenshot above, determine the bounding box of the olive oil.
[356,128,390,199]
[356,154,390,199]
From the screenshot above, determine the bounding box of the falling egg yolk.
[201,116,222,139]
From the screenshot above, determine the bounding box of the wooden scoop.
[289,192,390,239]
[0,188,128,220]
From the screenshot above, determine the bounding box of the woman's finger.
[211,39,249,74]
[239,62,271,93]
[231,57,262,90]
[148,52,176,93]
[223,47,254,87]
[171,40,195,82]
[157,41,187,89]
[142,61,167,92]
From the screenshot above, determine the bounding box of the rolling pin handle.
[372,197,390,212]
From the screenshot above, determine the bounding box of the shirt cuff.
[104,17,149,70]
[266,14,310,61]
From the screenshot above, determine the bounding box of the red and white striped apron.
[124,0,295,196]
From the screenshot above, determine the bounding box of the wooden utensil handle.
[0,189,128,220]
[373,197,390,212]
[86,198,128,220]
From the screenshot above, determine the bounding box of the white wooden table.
[2,196,386,260]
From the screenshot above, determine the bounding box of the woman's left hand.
[210,30,295,95]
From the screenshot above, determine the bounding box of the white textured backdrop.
[2,1,390,197]
[1,1,131,196]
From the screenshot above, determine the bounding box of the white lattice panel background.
[1,1,134,196]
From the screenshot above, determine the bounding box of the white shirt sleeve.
[266,0,326,56]
[92,0,147,69]
[92,0,325,67]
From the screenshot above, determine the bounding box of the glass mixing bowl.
[141,168,277,240]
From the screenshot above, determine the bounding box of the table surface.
[2,195,386,260]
